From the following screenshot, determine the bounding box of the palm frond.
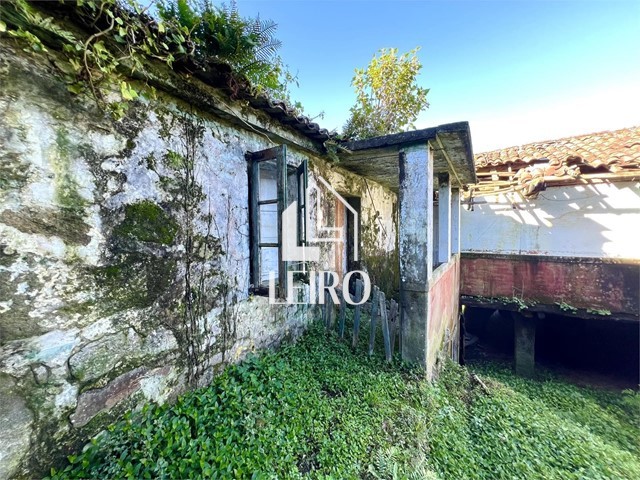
[254,39,282,62]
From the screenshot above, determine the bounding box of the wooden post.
[398,304,403,356]
[322,273,328,330]
[352,278,363,348]
[323,272,331,330]
[379,291,392,362]
[388,300,398,356]
[368,286,380,356]
[328,296,335,330]
[338,289,346,338]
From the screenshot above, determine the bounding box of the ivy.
[48,323,640,479]
[556,301,579,313]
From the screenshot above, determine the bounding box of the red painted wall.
[428,255,461,371]
[461,253,639,316]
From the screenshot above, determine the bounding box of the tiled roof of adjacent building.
[470,127,640,198]
[475,127,640,170]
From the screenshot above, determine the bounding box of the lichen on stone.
[113,201,178,245]
[52,127,88,216]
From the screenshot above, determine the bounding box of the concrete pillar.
[451,188,461,254]
[437,173,451,264]
[513,312,536,377]
[399,144,434,367]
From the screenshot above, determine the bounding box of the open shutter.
[247,145,288,296]
[296,159,308,245]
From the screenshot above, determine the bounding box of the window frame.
[296,159,308,246]
[247,145,288,297]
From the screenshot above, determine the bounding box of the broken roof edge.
[467,125,640,199]
[341,121,471,151]
[13,1,335,146]
[339,121,477,187]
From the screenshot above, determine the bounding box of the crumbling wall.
[0,42,363,477]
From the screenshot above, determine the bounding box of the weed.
[50,323,640,479]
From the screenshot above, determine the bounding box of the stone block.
[69,329,141,382]
[70,367,145,428]
[0,374,34,479]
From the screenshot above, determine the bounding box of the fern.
[156,0,297,107]
[368,446,441,480]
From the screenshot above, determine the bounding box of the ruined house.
[460,127,640,375]
[0,8,476,477]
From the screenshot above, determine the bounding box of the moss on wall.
[93,201,180,312]
[0,152,30,192]
[52,128,88,216]
[0,254,47,341]
[364,250,400,299]
[94,254,178,312]
[0,33,364,477]
[113,201,178,245]
[0,208,91,246]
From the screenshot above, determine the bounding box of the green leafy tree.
[343,47,429,139]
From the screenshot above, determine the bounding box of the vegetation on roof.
[0,0,302,118]
[157,0,301,109]
[49,321,640,479]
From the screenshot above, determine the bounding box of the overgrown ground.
[51,322,640,479]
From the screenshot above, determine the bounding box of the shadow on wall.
[461,181,640,258]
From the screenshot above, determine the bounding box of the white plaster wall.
[0,39,401,477]
[461,182,640,259]
[312,163,399,294]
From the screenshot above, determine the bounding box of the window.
[296,160,308,245]
[247,146,307,296]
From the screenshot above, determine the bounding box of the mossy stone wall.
[0,39,397,478]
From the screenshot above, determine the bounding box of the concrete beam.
[513,312,536,377]
[437,173,451,264]
[451,188,461,254]
[399,144,434,367]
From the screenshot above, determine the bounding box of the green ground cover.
[51,322,640,479]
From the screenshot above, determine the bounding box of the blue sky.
[240,0,640,152]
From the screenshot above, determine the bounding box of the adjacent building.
[460,127,640,374]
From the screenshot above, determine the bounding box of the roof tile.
[475,126,640,172]
[470,127,640,198]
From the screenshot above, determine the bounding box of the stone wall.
[0,42,398,477]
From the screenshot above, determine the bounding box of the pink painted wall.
[427,255,461,375]
[461,254,639,316]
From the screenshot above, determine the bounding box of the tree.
[343,48,429,140]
